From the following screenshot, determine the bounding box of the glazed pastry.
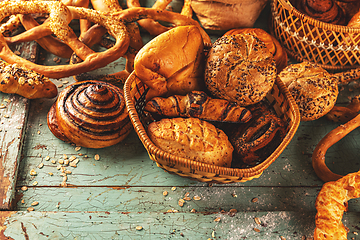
[47,81,132,148]
[314,170,360,239]
[147,117,234,167]
[296,0,346,25]
[0,59,57,99]
[224,28,288,72]
[277,62,338,121]
[204,33,277,106]
[229,102,286,167]
[144,91,252,123]
[134,25,206,100]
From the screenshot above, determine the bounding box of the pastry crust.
[204,33,276,106]
[314,170,360,240]
[278,62,338,121]
[147,117,234,167]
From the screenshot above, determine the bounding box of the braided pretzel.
[0,0,130,79]
[312,113,360,182]
[314,170,360,239]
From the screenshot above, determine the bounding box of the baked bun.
[204,33,277,106]
[47,81,132,148]
[147,117,234,167]
[224,28,288,72]
[134,25,205,100]
[278,62,338,121]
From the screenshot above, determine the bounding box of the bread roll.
[204,33,276,106]
[278,62,338,121]
[147,117,234,167]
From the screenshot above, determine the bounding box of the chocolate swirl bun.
[204,33,277,106]
[47,81,132,148]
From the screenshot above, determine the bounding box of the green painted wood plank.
[0,210,323,240]
[2,210,360,240]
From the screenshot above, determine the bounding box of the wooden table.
[1,2,360,240]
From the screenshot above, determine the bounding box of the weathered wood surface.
[0,2,359,239]
[0,40,40,210]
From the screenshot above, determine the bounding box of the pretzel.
[312,113,360,182]
[314,170,360,239]
[0,0,130,79]
[326,95,360,123]
[70,0,144,84]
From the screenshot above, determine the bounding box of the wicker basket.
[270,0,360,71]
[124,72,300,184]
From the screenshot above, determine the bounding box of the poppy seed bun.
[278,62,338,121]
[204,33,277,106]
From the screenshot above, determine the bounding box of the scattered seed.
[45,156,50,161]
[178,199,185,207]
[75,146,81,151]
[69,162,77,168]
[32,181,38,186]
[63,154,68,159]
[0,105,5,109]
[193,195,201,201]
[69,156,76,162]
[37,163,44,169]
[78,153,83,156]
[29,169,37,176]
[212,231,215,238]
[16,126,21,129]
[64,160,69,166]
[21,186,28,191]
[62,80,69,84]
[94,154,100,161]
[37,130,41,134]
[184,192,190,197]
[135,226,143,231]
[4,115,9,118]
[27,207,34,212]
[58,159,64,165]
[48,172,53,176]
[251,197,258,203]
[280,236,286,240]
[190,209,196,213]
[3,99,10,103]
[253,228,260,233]
[214,217,221,222]
[354,232,358,235]
[39,123,42,126]
[57,165,62,170]
[65,170,72,174]
[21,199,25,204]
[183,197,191,201]
[163,191,168,196]
[31,201,39,206]
[171,187,176,191]
[51,160,56,164]
[254,217,261,225]
[232,193,237,198]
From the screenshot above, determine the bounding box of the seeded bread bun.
[278,62,338,121]
[204,33,277,106]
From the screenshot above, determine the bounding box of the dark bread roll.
[204,33,277,106]
[278,62,338,121]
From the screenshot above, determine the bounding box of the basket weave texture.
[124,72,300,184]
[271,0,360,71]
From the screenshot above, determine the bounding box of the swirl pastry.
[296,0,346,25]
[47,81,132,148]
[204,33,277,106]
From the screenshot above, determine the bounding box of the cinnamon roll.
[47,81,132,148]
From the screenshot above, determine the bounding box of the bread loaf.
[147,117,234,167]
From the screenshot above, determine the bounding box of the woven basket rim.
[275,0,360,33]
[124,71,300,178]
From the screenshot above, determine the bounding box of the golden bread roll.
[0,60,57,99]
[224,28,288,72]
[134,25,205,100]
[278,62,338,121]
[147,117,234,167]
[204,33,276,106]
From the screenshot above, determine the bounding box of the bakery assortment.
[0,0,359,236]
[48,81,132,148]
